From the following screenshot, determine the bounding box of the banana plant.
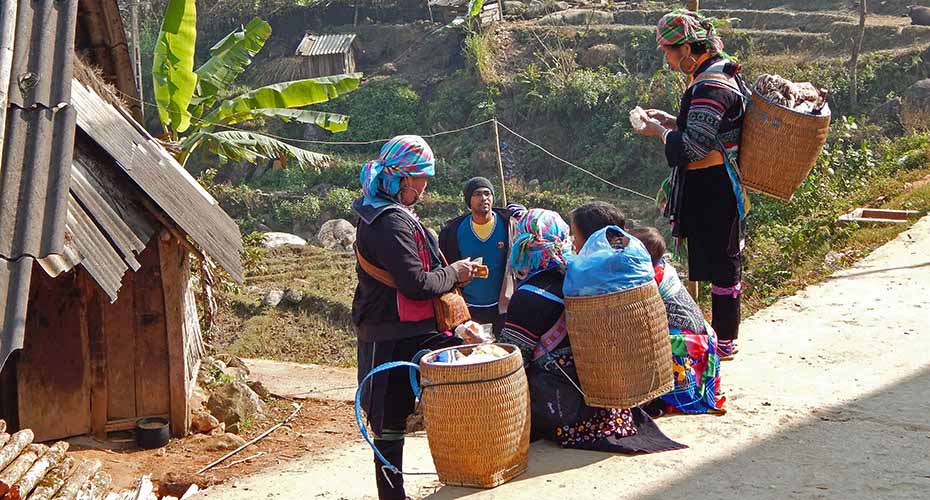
[152,0,360,168]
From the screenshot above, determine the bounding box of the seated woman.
[500,208,684,454]
[628,227,725,416]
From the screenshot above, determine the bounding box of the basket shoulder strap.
[354,244,397,289]
[689,71,738,91]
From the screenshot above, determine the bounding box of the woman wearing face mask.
[635,10,749,359]
[351,135,477,500]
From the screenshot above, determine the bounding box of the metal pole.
[0,0,19,173]
[492,119,508,206]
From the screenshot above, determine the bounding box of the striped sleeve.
[665,82,739,166]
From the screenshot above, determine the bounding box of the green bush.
[322,188,357,220]
[316,77,420,143]
[274,195,322,227]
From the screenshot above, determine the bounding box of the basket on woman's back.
[562,227,674,409]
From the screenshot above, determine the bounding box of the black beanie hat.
[463,177,494,207]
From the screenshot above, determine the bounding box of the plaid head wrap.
[656,9,725,55]
[510,209,572,277]
[360,135,435,207]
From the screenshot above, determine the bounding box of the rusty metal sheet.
[70,79,244,281]
[0,105,76,260]
[66,194,126,302]
[295,33,356,57]
[0,257,33,368]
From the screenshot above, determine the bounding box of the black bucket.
[136,417,170,449]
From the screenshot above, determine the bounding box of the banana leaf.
[204,130,331,169]
[222,108,350,133]
[203,74,361,124]
[153,0,198,134]
[193,18,272,113]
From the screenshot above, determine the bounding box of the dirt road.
[197,215,930,500]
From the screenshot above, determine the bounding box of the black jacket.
[351,198,457,342]
[438,206,522,313]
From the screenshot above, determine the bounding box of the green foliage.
[151,4,361,169]
[315,78,420,143]
[464,30,498,83]
[152,0,198,133]
[274,195,322,227]
[321,188,357,219]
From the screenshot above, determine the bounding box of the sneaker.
[718,339,739,360]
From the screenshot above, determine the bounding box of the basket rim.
[750,83,832,120]
[421,342,521,368]
[564,279,656,301]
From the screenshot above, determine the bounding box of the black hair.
[688,41,709,55]
[570,201,626,244]
[628,226,667,266]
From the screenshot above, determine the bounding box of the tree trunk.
[850,0,867,110]
[27,457,75,500]
[0,445,47,496]
[0,430,34,496]
[49,460,101,500]
[6,442,68,500]
[74,472,111,500]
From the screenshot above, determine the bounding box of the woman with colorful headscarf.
[352,135,478,500]
[634,9,748,358]
[500,209,684,454]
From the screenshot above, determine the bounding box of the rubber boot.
[373,438,405,500]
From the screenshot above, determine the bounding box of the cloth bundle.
[430,344,510,365]
[563,226,655,297]
[755,74,829,115]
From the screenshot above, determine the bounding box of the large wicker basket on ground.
[564,280,673,409]
[739,88,831,201]
[419,344,530,488]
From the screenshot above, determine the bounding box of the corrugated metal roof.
[8,0,77,108]
[0,257,32,367]
[295,33,356,57]
[66,194,127,301]
[0,0,78,261]
[70,79,245,282]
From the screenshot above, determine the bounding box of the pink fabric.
[532,313,567,361]
[711,282,742,298]
[396,230,435,323]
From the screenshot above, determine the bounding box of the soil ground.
[191,214,930,499]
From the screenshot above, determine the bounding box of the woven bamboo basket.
[564,280,673,409]
[739,88,831,201]
[419,344,530,488]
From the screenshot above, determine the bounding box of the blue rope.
[354,348,434,474]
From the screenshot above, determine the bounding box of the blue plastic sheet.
[563,226,655,297]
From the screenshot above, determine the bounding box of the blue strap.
[354,360,421,473]
[520,284,564,305]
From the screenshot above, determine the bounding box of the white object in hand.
[629,106,648,131]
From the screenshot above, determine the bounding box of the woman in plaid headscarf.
[634,9,748,358]
[352,136,478,500]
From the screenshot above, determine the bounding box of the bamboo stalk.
[6,442,68,500]
[26,457,74,500]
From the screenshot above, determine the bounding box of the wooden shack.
[0,0,243,442]
[294,33,358,78]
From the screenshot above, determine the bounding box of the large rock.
[538,8,614,26]
[316,219,356,252]
[262,289,284,307]
[261,232,307,249]
[190,432,248,452]
[503,1,528,17]
[869,97,904,137]
[191,411,221,434]
[527,0,568,18]
[206,381,266,432]
[283,288,305,305]
[900,79,930,132]
[910,5,930,26]
[580,43,621,68]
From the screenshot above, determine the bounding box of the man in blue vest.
[439,177,523,335]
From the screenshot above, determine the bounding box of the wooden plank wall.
[158,232,192,437]
[132,242,171,418]
[17,270,92,441]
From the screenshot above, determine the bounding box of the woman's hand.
[637,116,666,138]
[644,109,677,129]
[450,259,477,284]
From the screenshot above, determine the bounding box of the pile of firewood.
[105,477,197,500]
[0,421,110,500]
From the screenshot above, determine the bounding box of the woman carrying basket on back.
[634,9,749,358]
[499,209,684,454]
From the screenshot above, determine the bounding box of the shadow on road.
[824,261,930,280]
[424,365,930,500]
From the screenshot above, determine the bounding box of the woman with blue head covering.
[500,209,684,455]
[351,135,477,500]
